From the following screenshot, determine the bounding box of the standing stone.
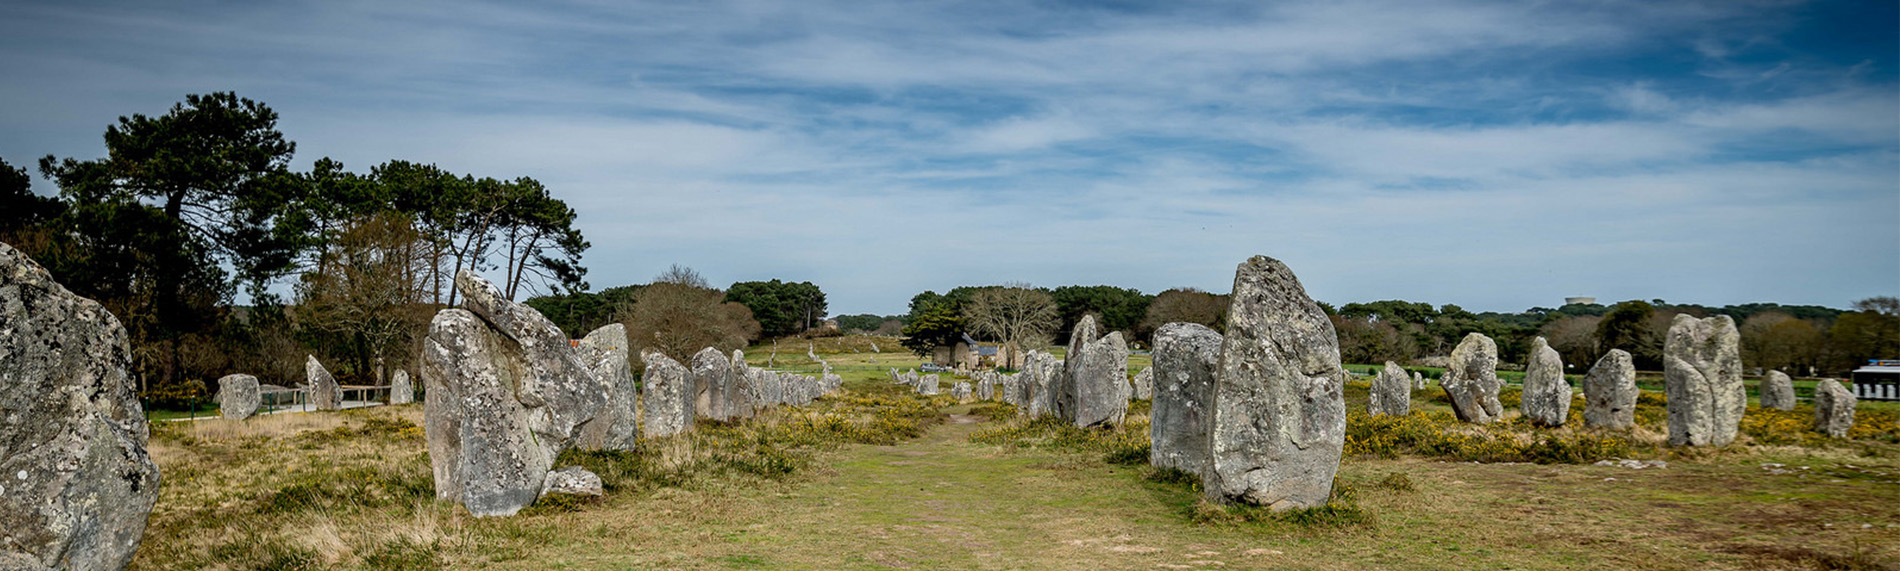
[640,351,692,438]
[307,354,340,410]
[1368,361,1410,417]
[729,350,756,420]
[1071,332,1131,427]
[975,372,995,401]
[1760,370,1796,411]
[1439,333,1503,423]
[421,271,607,517]
[1150,322,1222,476]
[1058,315,1104,421]
[218,374,263,420]
[1023,353,1063,416]
[1205,256,1346,510]
[1412,371,1425,390]
[1664,314,1745,447]
[691,347,731,421]
[0,242,160,570]
[1582,349,1637,429]
[390,369,414,405]
[574,324,637,451]
[1000,372,1021,406]
[1132,367,1154,400]
[918,374,940,396]
[1519,337,1570,427]
[952,381,973,402]
[889,367,902,384]
[822,372,843,396]
[1812,378,1856,438]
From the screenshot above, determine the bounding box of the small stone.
[541,466,603,497]
[1368,361,1410,416]
[307,354,340,410]
[389,369,414,405]
[1440,333,1503,423]
[1519,337,1569,427]
[1813,378,1856,438]
[218,374,262,420]
[1760,370,1796,411]
[1132,367,1154,400]
[1582,349,1637,429]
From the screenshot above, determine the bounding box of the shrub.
[1344,410,1631,464]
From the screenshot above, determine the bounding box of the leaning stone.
[691,347,731,421]
[218,374,262,420]
[389,369,414,405]
[1520,337,1570,427]
[0,241,160,570]
[307,354,340,410]
[1760,370,1796,411]
[1368,361,1410,417]
[452,269,605,449]
[541,466,604,498]
[1664,314,1745,447]
[1150,322,1222,476]
[1071,332,1131,427]
[1205,256,1346,511]
[1439,333,1503,423]
[1582,349,1637,429]
[918,374,940,396]
[640,351,692,438]
[574,324,637,451]
[1132,367,1154,400]
[1813,378,1856,438]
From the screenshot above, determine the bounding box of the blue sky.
[2,0,1895,315]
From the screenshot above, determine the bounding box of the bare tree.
[964,283,1058,369]
[1540,315,1603,368]
[622,266,758,365]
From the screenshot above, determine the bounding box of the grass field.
[129,338,1900,570]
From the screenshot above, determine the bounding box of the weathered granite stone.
[1071,332,1131,427]
[1132,367,1154,400]
[1664,314,1745,447]
[1582,349,1637,429]
[823,372,842,396]
[307,355,340,410]
[0,241,160,570]
[889,367,902,384]
[1412,371,1425,390]
[1368,361,1410,417]
[1813,378,1855,438]
[999,372,1021,406]
[421,271,607,517]
[1205,256,1346,511]
[389,369,414,405]
[729,350,756,420]
[975,372,995,401]
[639,351,692,438]
[541,466,603,498]
[1058,315,1104,421]
[918,374,940,396]
[218,374,262,420]
[1150,322,1222,476]
[1760,370,1796,411]
[1439,333,1503,423]
[1520,337,1570,427]
[952,381,973,402]
[691,347,730,421]
[574,324,637,451]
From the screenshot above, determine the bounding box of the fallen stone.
[1368,361,1410,416]
[307,354,340,410]
[1664,314,1744,447]
[218,374,262,420]
[1204,256,1346,511]
[1582,349,1637,429]
[574,324,637,451]
[390,369,414,405]
[1150,322,1222,476]
[0,241,160,570]
[1439,333,1502,423]
[541,466,603,498]
[1813,378,1856,438]
[1519,337,1570,427]
[1760,370,1796,411]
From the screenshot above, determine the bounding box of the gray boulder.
[1439,333,1503,423]
[975,372,995,401]
[1368,361,1410,417]
[389,369,414,405]
[574,324,637,451]
[1412,371,1425,390]
[952,381,973,402]
[541,466,603,498]
[1520,337,1570,427]
[1582,349,1637,429]
[1132,367,1154,400]
[640,351,692,438]
[1058,315,1104,420]
[218,373,263,420]
[0,241,160,570]
[729,350,757,420]
[1664,314,1745,447]
[1760,370,1796,411]
[1205,256,1346,511]
[1150,322,1222,476]
[420,271,607,517]
[1813,378,1855,438]
[306,354,340,410]
[918,374,940,396]
[1070,332,1131,427]
[691,347,730,421]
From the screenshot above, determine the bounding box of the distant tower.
[1564,297,1597,306]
